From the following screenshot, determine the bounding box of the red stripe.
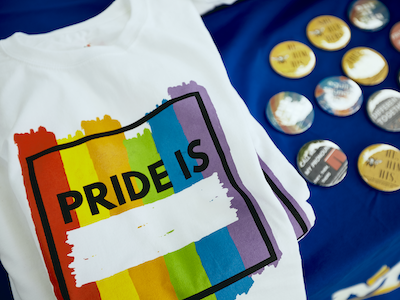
[15,127,101,300]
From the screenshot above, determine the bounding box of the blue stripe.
[195,227,254,299]
[147,102,203,193]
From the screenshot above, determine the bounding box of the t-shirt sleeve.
[248,116,316,240]
[191,0,237,15]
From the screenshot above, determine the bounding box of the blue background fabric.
[0,0,399,300]
[203,1,400,299]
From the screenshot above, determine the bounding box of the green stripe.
[123,128,174,204]
[164,243,217,300]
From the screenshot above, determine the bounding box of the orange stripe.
[81,115,143,216]
[80,115,144,299]
[128,257,179,300]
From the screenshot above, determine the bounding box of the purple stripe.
[259,158,311,239]
[168,81,281,270]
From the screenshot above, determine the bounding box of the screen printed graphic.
[15,82,279,300]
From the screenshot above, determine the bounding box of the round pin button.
[266,92,314,135]
[358,144,400,192]
[390,22,400,52]
[297,140,348,187]
[366,89,400,132]
[348,0,390,32]
[342,47,388,86]
[398,68,400,88]
[306,15,351,51]
[315,76,363,116]
[269,41,316,79]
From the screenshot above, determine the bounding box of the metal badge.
[266,92,314,134]
[390,22,400,52]
[398,68,400,88]
[342,47,388,86]
[297,140,348,187]
[306,15,351,51]
[269,41,316,79]
[358,144,400,192]
[315,76,363,116]
[366,89,400,132]
[348,0,390,31]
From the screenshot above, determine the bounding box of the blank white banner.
[66,172,237,287]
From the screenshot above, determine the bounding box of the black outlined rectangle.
[26,92,277,300]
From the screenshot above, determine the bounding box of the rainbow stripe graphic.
[15,82,279,300]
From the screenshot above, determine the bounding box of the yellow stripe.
[59,119,144,300]
[97,270,140,300]
[58,130,110,226]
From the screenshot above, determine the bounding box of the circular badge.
[315,76,363,116]
[266,92,314,134]
[366,89,400,132]
[390,22,400,52]
[348,0,390,31]
[269,41,316,79]
[342,47,388,86]
[358,144,400,192]
[398,68,400,88]
[297,140,348,187]
[306,15,351,51]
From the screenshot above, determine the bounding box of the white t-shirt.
[0,0,315,299]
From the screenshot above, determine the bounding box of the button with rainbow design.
[297,140,348,187]
[306,15,351,51]
[348,0,390,32]
[315,76,363,116]
[358,144,400,192]
[266,91,314,135]
[341,47,388,86]
[269,41,316,79]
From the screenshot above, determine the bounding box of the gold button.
[269,41,316,79]
[358,144,400,192]
[306,15,351,51]
[342,47,388,86]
